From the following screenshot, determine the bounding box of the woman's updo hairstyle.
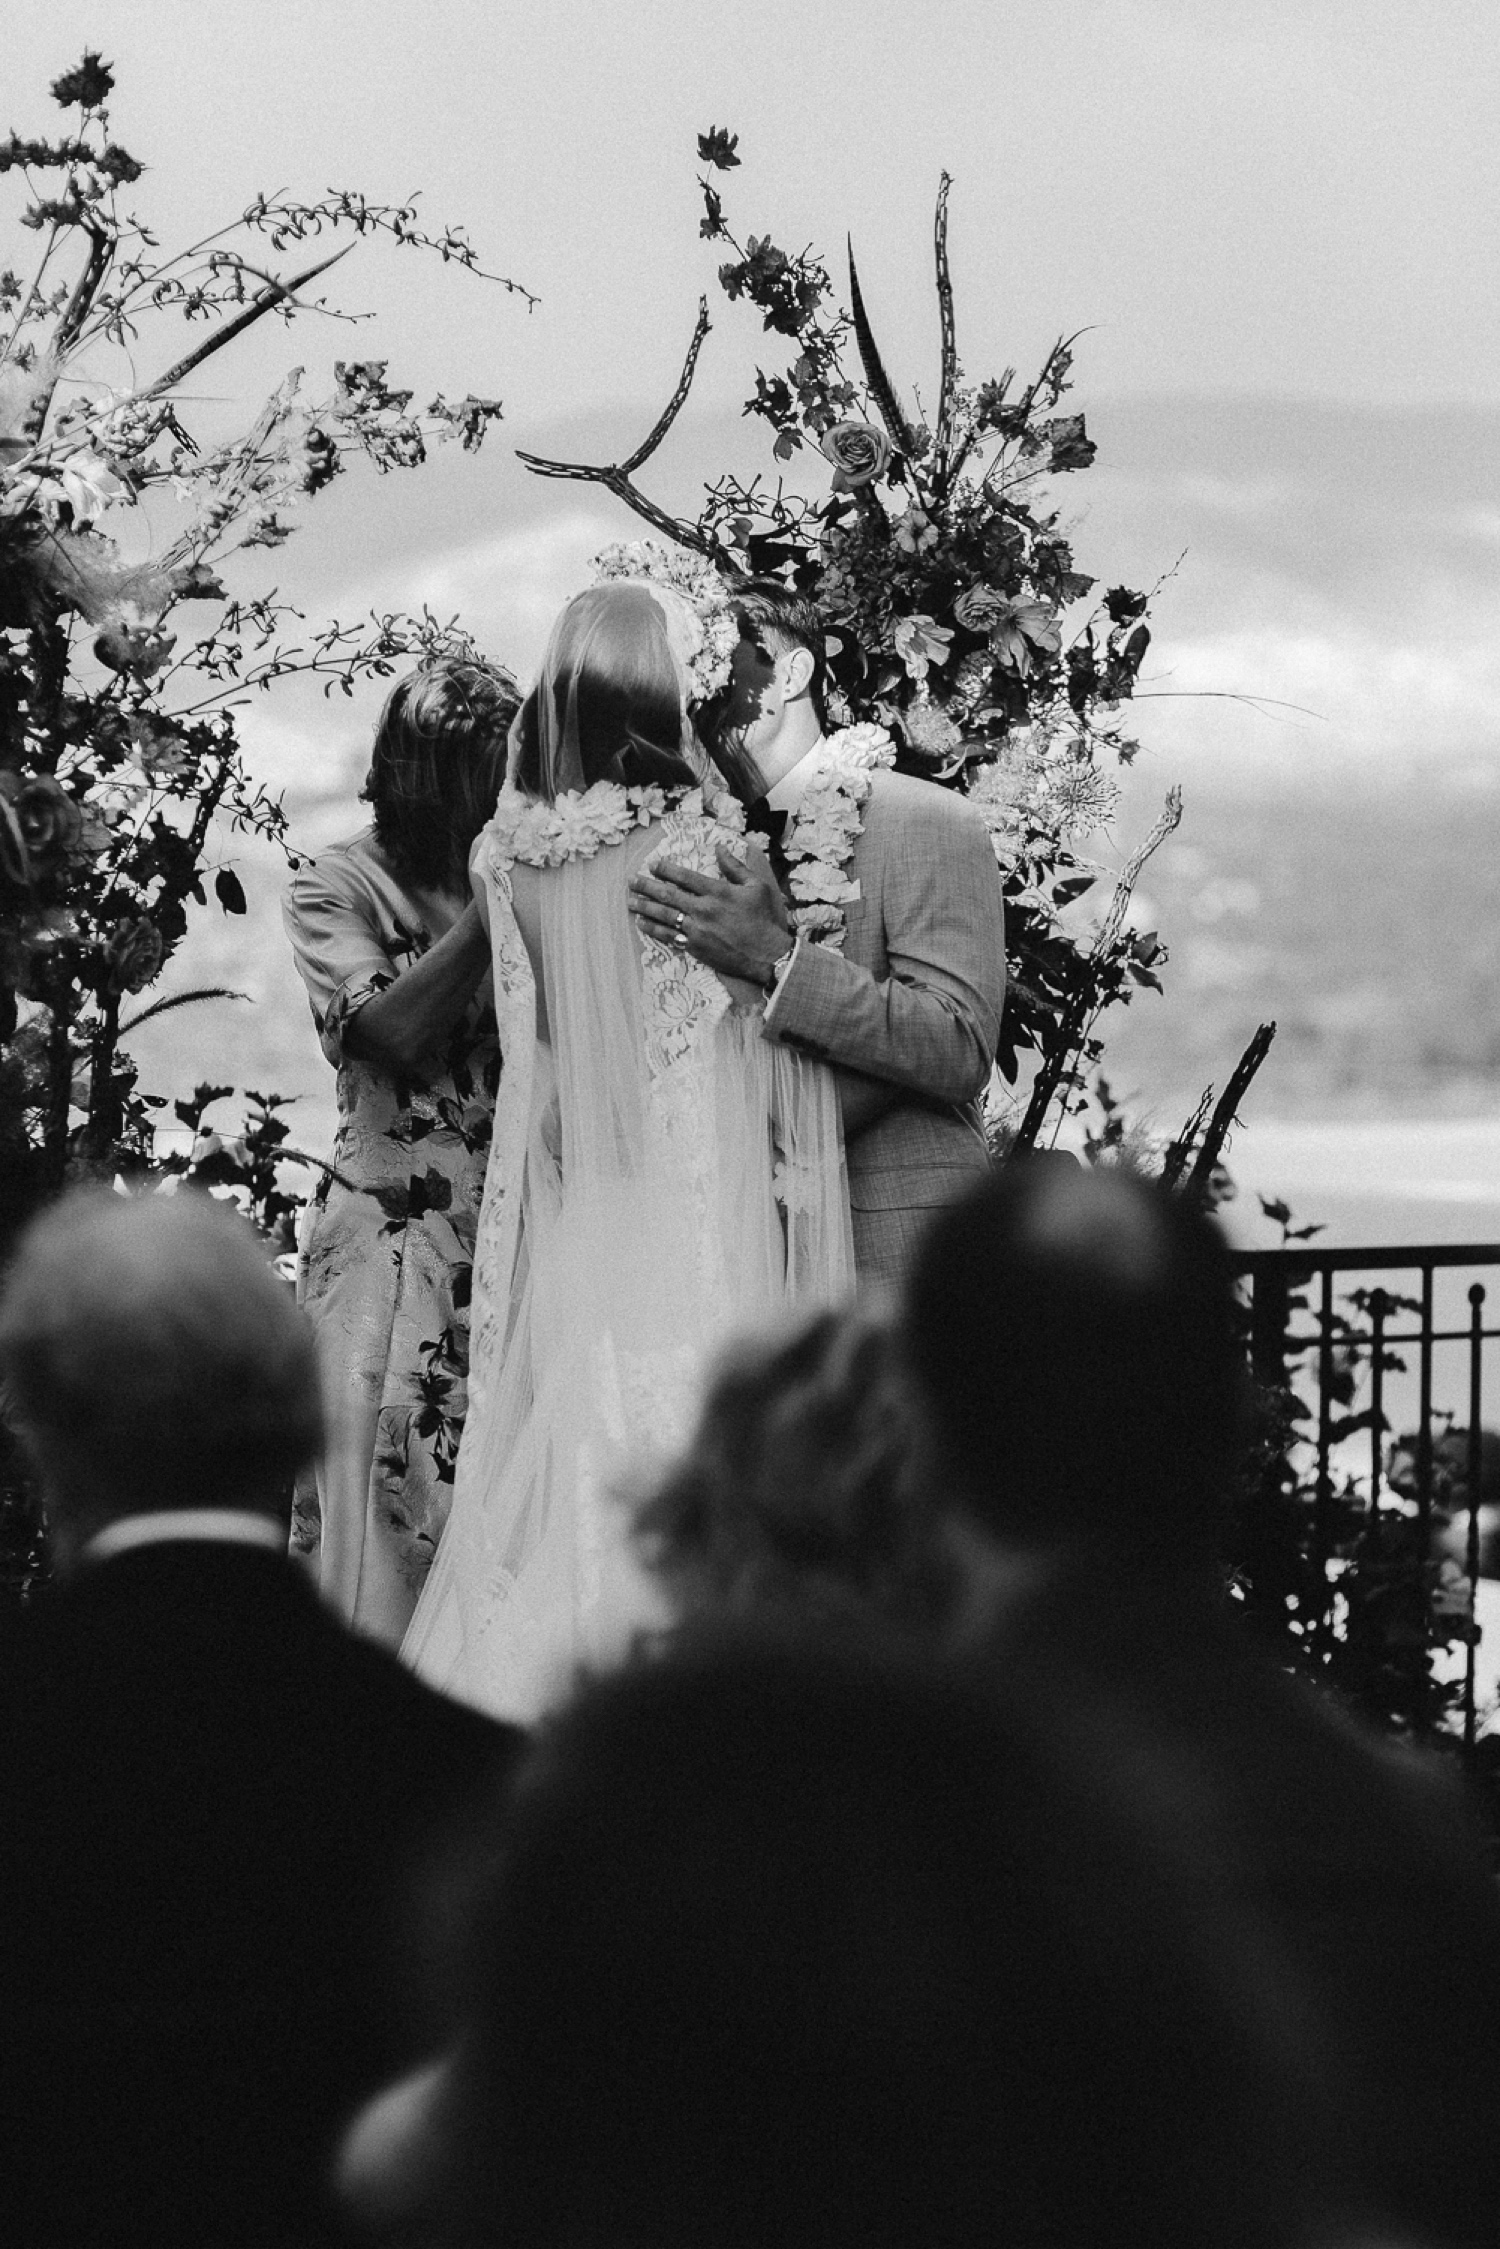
[363,656,520,890]
[509,584,698,801]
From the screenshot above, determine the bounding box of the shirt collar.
[763,734,831,817]
[82,1508,287,1567]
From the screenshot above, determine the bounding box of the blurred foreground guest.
[0,1188,522,2249]
[342,1635,1335,2249]
[905,1159,1500,2249]
[634,1306,951,1632]
[284,655,520,1647]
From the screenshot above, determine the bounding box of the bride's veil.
[401,579,853,1720]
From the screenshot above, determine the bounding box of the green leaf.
[215,868,247,915]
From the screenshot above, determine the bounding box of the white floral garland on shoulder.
[485,778,698,869]
[480,719,895,958]
[781,722,895,954]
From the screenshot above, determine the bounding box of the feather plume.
[846,240,915,456]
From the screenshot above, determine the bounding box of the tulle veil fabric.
[400,594,853,1723]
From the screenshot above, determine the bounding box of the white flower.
[790,859,860,906]
[791,902,845,938]
[58,452,129,525]
[827,722,896,771]
[590,538,738,705]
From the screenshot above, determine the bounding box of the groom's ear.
[781,644,816,703]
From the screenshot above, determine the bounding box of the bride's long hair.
[509,584,700,801]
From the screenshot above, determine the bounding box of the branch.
[931,172,958,484]
[1186,1021,1277,1196]
[1159,1084,1213,1191]
[1013,786,1184,1150]
[516,300,730,565]
[140,243,354,400]
[19,223,113,438]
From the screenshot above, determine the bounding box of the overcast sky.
[10,0,1499,418]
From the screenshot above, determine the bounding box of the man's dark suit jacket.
[969,1556,1500,2249]
[0,1537,524,2249]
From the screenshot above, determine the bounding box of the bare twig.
[1015,786,1184,1150]
[932,173,958,486]
[516,300,731,564]
[1159,1084,1214,1190]
[1187,1021,1277,1194]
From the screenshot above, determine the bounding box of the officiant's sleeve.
[283,850,395,1067]
[763,780,1005,1102]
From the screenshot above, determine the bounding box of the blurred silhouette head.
[363,655,521,890]
[903,1161,1244,1560]
[509,583,701,801]
[414,1633,1321,2249]
[0,1186,322,1563]
[634,1307,950,1633]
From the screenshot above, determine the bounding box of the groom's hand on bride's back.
[629,846,792,988]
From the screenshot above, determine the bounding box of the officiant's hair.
[635,1307,952,1632]
[509,585,700,800]
[903,1161,1244,1553]
[0,1186,322,1529]
[737,579,829,726]
[363,657,521,890]
[430,1635,1319,2249]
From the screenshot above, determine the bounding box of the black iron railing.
[1236,1243,1500,1755]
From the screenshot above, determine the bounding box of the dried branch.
[932,172,958,482]
[1159,1084,1214,1191]
[1015,785,1184,1148]
[1187,1021,1277,1195]
[20,224,112,438]
[516,300,729,563]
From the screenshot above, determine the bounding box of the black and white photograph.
[1,5,1498,2243]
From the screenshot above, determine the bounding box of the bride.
[400,553,854,1720]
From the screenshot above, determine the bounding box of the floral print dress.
[282,826,500,1646]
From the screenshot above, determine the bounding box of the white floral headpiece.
[590,538,740,709]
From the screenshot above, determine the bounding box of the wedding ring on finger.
[674,910,689,950]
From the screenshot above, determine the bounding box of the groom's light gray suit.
[763,764,1007,1289]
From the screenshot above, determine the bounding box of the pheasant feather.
[847,240,915,456]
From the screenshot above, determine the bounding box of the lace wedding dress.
[400,784,854,1721]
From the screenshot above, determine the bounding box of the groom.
[629,583,1007,1289]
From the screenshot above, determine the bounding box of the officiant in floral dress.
[283,656,519,1647]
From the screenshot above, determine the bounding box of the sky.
[9,0,1498,418]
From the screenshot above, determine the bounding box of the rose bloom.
[819,419,891,492]
[105,914,165,994]
[0,771,83,886]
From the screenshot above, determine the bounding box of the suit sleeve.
[763,785,1006,1102]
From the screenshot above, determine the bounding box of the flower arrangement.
[0,53,526,1253]
[591,538,740,707]
[517,131,1257,1158]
